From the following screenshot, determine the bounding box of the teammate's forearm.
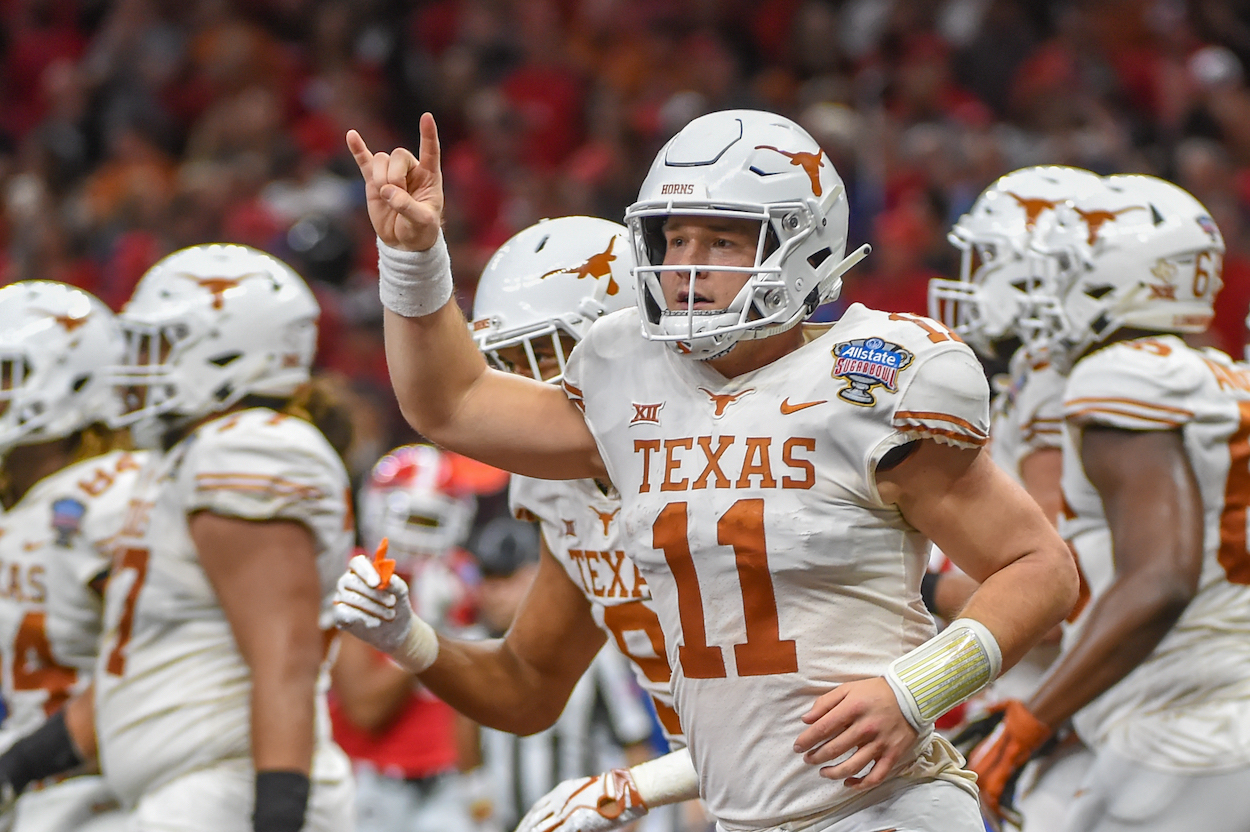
[250,662,318,773]
[417,635,574,735]
[1027,572,1190,729]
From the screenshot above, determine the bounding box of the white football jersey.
[562,304,988,830]
[509,475,682,746]
[0,450,147,747]
[989,350,1065,484]
[94,408,354,805]
[1060,336,1250,771]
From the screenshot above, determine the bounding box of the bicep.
[190,512,323,668]
[878,440,1063,581]
[1080,426,1204,585]
[446,368,608,481]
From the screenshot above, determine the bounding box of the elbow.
[1050,543,1082,623]
[510,702,563,737]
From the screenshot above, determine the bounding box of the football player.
[929,168,1107,830]
[338,216,703,832]
[338,109,1077,831]
[93,245,355,831]
[0,282,138,832]
[332,444,505,832]
[965,175,1250,832]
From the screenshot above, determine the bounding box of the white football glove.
[515,770,647,832]
[333,554,439,672]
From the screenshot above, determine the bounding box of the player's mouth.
[676,290,716,308]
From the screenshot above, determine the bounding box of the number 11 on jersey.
[654,499,798,679]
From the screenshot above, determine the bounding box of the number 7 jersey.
[562,304,990,830]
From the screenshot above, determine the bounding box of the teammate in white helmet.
[964,174,1250,832]
[0,282,138,832]
[930,167,1106,830]
[337,216,703,832]
[0,246,359,832]
[338,110,1077,832]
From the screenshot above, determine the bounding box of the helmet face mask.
[108,244,320,431]
[1023,174,1225,367]
[471,216,637,384]
[928,166,1104,358]
[0,281,124,456]
[625,110,865,360]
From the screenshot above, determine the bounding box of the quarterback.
[340,109,1078,831]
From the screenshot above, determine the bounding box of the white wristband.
[377,231,453,317]
[885,618,1002,733]
[629,748,700,808]
[394,609,440,674]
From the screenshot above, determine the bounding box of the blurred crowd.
[6,0,1250,481]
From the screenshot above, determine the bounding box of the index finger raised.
[417,112,441,170]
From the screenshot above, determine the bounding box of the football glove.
[333,554,439,672]
[965,700,1052,830]
[514,770,647,832]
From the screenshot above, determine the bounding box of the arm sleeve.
[891,345,991,450]
[1064,342,1201,431]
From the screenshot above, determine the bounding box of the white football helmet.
[471,216,636,383]
[0,281,124,455]
[1026,174,1224,366]
[358,444,508,565]
[108,244,320,428]
[928,165,1103,357]
[625,109,869,360]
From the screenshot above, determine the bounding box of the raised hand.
[346,112,444,252]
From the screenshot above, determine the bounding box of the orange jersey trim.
[894,410,988,438]
[1065,406,1184,427]
[1064,396,1194,417]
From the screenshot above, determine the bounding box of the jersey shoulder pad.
[186,408,349,527]
[563,307,646,407]
[1064,337,1204,430]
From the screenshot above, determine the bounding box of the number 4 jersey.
[0,450,147,746]
[562,304,990,830]
[1061,336,1250,772]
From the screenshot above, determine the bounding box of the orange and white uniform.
[0,450,146,832]
[509,475,682,747]
[989,350,1066,485]
[1061,337,1250,772]
[94,408,354,827]
[561,304,989,830]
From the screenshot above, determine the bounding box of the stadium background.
[2,0,1249,487]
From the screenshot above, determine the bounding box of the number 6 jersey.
[1061,336,1250,772]
[562,304,990,830]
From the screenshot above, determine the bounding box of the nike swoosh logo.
[780,397,827,414]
